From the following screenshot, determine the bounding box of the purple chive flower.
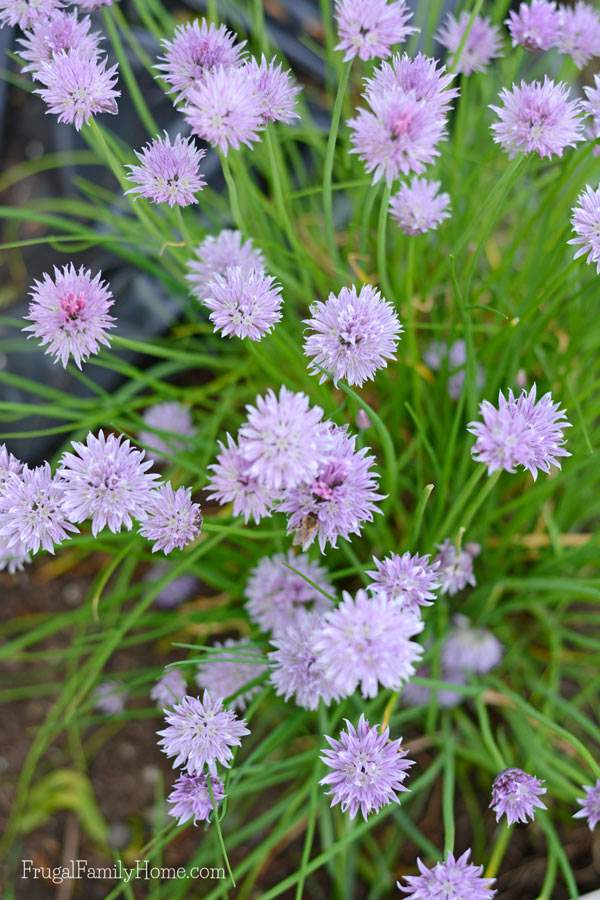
[94,680,127,715]
[245,550,333,634]
[435,540,480,596]
[424,339,484,401]
[246,56,300,125]
[184,65,263,154]
[335,0,417,62]
[490,768,547,824]
[138,401,195,462]
[399,850,496,899]
[269,611,340,710]
[23,264,115,369]
[490,78,584,160]
[125,132,206,207]
[196,640,266,711]
[468,385,571,479]
[356,409,371,430]
[313,590,423,699]
[320,715,413,819]
[436,13,502,75]
[569,184,600,273]
[186,229,265,298]
[303,284,402,387]
[157,19,245,103]
[0,537,31,574]
[574,780,600,830]
[558,3,600,68]
[167,772,225,826]
[35,49,119,131]
[402,663,466,708]
[0,465,77,555]
[151,668,187,709]
[583,75,600,140]
[149,564,198,609]
[280,425,383,552]
[0,443,24,489]
[206,434,277,524]
[18,10,101,78]
[366,52,458,114]
[367,551,440,614]
[58,431,159,535]
[390,177,450,235]
[239,386,329,492]
[202,267,283,341]
[442,615,503,675]
[157,690,249,776]
[0,0,65,29]
[506,0,560,51]
[139,484,202,554]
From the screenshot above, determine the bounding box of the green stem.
[220,153,244,231]
[485,821,513,879]
[323,61,352,264]
[264,127,310,289]
[442,720,456,856]
[377,181,394,300]
[208,776,236,888]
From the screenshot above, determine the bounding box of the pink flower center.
[390,109,414,139]
[60,291,86,320]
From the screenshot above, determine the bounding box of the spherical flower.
[35,49,119,131]
[148,564,198,609]
[57,431,159,536]
[157,690,250,776]
[583,75,600,140]
[574,780,600,830]
[468,385,571,479]
[569,184,600,274]
[0,465,77,555]
[157,20,245,103]
[138,401,195,462]
[167,772,225,826]
[365,52,458,115]
[184,65,264,155]
[151,668,187,709]
[558,3,600,69]
[245,56,300,125]
[18,10,101,78]
[269,612,340,710]
[186,229,266,298]
[280,425,383,552]
[125,132,206,207]
[390,177,450,235]
[367,551,440,614]
[398,850,496,899]
[506,0,560,51]
[0,537,31,574]
[335,0,416,62]
[196,640,266,711]
[303,284,402,387]
[245,550,333,634]
[434,539,480,596]
[436,13,502,75]
[23,264,115,369]
[442,615,503,675]
[0,0,65,29]
[490,768,547,824]
[206,434,277,524]
[490,78,584,160]
[94,680,127,715]
[402,663,465,708]
[313,590,423,698]
[0,443,24,490]
[139,484,202,554]
[320,715,413,819]
[202,267,283,341]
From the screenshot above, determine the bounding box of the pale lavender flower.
[435,540,479,596]
[490,78,584,159]
[23,264,115,369]
[157,20,245,103]
[206,434,277,524]
[574,780,600,830]
[468,385,571,478]
[424,339,484,401]
[280,425,383,552]
[151,668,187,709]
[506,0,560,51]
[356,409,371,430]
[303,284,402,387]
[167,772,225,826]
[126,133,206,207]
[58,431,159,535]
[149,565,198,609]
[139,484,202,554]
[18,10,101,78]
[490,768,547,824]
[269,612,340,710]
[399,850,496,899]
[583,75,600,140]
[320,715,413,819]
[186,229,265,298]
[569,184,600,273]
[0,0,64,29]
[138,401,195,462]
[202,267,283,341]
[558,3,600,68]
[245,550,333,634]
[335,0,416,62]
[390,177,450,235]
[367,551,440,614]
[0,465,77,555]
[313,590,423,698]
[436,13,502,75]
[365,52,458,114]
[184,65,263,154]
[402,663,465,708]
[35,49,119,131]
[246,56,300,125]
[196,640,266,711]
[94,680,127,715]
[0,443,24,489]
[157,690,249,776]
[442,615,503,675]
[0,537,31,574]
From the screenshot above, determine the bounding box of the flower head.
[436,13,502,75]
[246,56,300,124]
[23,264,115,368]
[0,443,24,490]
[558,3,600,68]
[167,773,225,826]
[399,850,496,899]
[35,49,119,130]
[206,434,277,524]
[184,65,263,154]
[367,551,440,614]
[335,0,416,62]
[138,401,195,462]
[574,780,600,831]
[442,615,503,675]
[0,465,77,555]
[506,0,560,51]
[245,550,333,634]
[269,612,341,710]
[320,715,413,819]
[186,229,265,298]
[139,484,202,554]
[434,539,479,595]
[202,267,283,341]
[0,537,31,574]
[365,52,458,114]
[490,768,547,824]
[583,75,600,140]
[569,183,600,274]
[151,668,187,709]
[157,19,245,103]
[196,640,266,711]
[18,10,101,78]
[304,284,402,387]
[126,133,206,207]
[0,0,65,29]
[424,338,484,401]
[94,680,127,715]
[390,177,450,235]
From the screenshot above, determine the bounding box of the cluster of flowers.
[507,0,600,68]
